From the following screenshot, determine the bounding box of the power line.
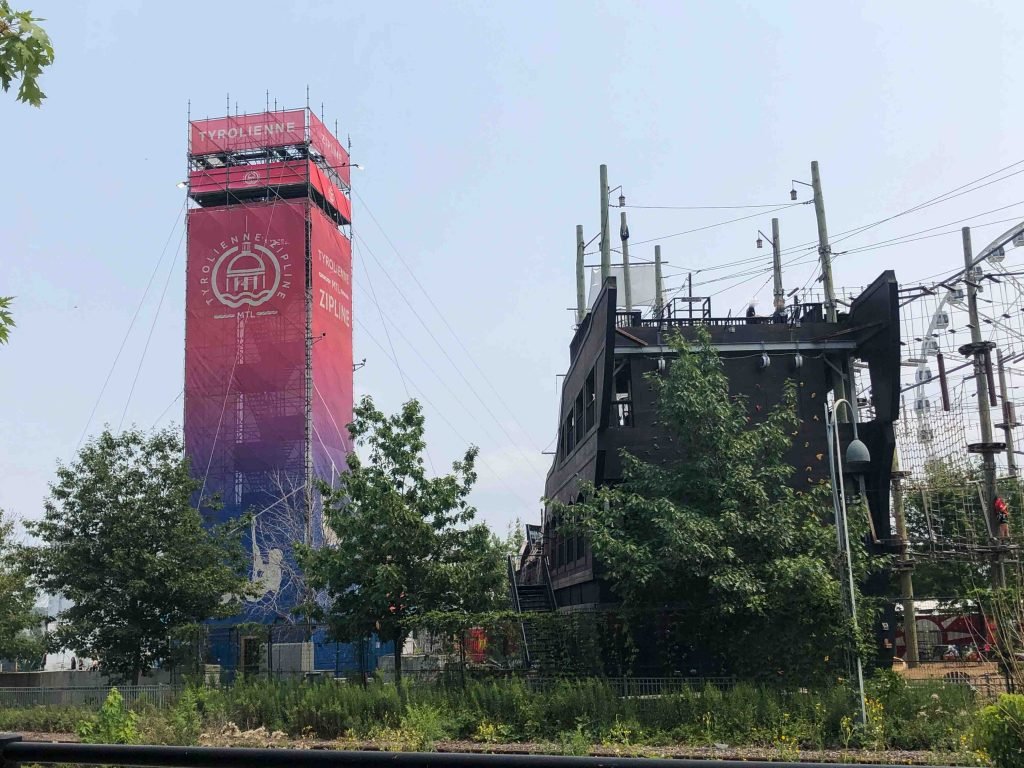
[737,157,1024,266]
[586,202,807,254]
[625,202,795,211]
[829,163,1024,249]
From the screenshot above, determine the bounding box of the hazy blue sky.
[3,0,1024,534]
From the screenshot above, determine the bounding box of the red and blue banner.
[310,206,354,489]
[184,200,309,620]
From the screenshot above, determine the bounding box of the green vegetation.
[0,2,52,106]
[0,509,43,664]
[0,675,991,758]
[974,693,1024,768]
[75,688,140,745]
[0,296,13,344]
[300,397,507,683]
[23,428,252,684]
[556,329,878,683]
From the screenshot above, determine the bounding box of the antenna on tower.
[266,89,270,112]
[226,92,230,115]
[305,85,310,110]
[320,102,325,122]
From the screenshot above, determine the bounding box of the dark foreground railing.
[0,734,961,768]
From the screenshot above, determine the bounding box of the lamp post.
[756,218,785,314]
[824,398,870,726]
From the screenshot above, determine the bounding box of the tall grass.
[1,673,984,751]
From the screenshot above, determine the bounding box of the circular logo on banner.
[211,241,282,308]
[242,170,260,186]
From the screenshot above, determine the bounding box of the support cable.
[118,224,187,432]
[352,229,544,479]
[353,189,543,452]
[355,316,539,510]
[76,201,185,449]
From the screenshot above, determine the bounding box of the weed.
[75,688,139,745]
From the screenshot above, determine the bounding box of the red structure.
[184,107,353,620]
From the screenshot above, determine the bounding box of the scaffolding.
[183,103,354,623]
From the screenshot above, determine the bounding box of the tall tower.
[184,107,353,621]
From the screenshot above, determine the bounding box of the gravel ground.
[13,731,981,765]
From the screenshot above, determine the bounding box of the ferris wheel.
[902,222,1024,472]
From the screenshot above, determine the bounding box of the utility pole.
[576,225,586,323]
[997,348,1018,477]
[809,161,847,416]
[771,217,784,314]
[811,161,837,323]
[891,449,918,667]
[961,226,1005,589]
[654,245,664,318]
[620,211,632,314]
[599,164,611,281]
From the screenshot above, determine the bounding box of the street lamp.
[756,230,775,250]
[790,179,813,201]
[824,398,870,726]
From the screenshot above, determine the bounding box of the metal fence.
[0,735,965,768]
[524,676,738,696]
[0,684,181,709]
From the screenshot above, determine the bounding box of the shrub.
[400,703,453,751]
[557,722,592,756]
[472,719,514,744]
[974,693,1024,768]
[169,688,204,745]
[0,705,90,733]
[75,688,140,744]
[866,670,975,750]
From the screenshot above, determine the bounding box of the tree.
[24,428,251,683]
[0,296,13,344]
[300,396,505,682]
[0,2,53,106]
[557,329,877,683]
[0,510,43,665]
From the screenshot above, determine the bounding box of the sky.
[3,0,1024,536]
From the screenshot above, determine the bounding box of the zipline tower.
[183,106,354,620]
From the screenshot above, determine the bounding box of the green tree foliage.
[0,296,14,345]
[301,397,505,681]
[0,2,53,106]
[974,693,1024,768]
[556,330,876,683]
[24,428,251,683]
[0,509,43,664]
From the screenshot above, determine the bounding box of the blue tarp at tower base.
[203,625,393,678]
